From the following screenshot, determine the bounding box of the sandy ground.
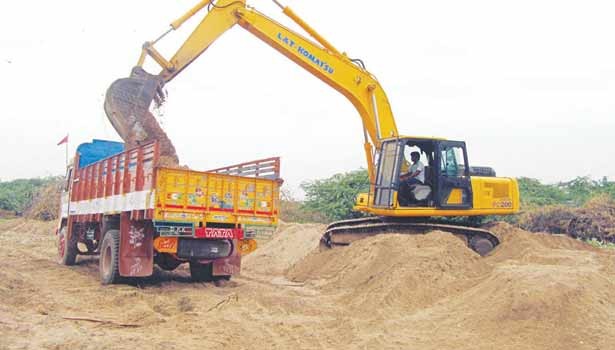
[0,219,614,349]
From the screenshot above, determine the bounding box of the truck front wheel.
[99,230,121,285]
[57,225,78,266]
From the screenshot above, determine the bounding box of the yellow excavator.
[105,0,519,256]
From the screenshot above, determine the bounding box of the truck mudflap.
[212,240,242,276]
[119,213,154,277]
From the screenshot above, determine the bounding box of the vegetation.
[584,238,615,249]
[0,177,61,215]
[300,169,370,222]
[279,188,327,223]
[518,176,615,208]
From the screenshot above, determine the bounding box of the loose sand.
[0,219,613,349]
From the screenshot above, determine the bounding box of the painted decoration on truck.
[128,225,145,248]
[186,175,207,208]
[153,167,279,225]
[207,176,235,210]
[119,214,153,278]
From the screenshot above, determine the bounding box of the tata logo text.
[204,228,235,239]
[277,33,335,74]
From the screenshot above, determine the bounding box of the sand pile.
[284,222,615,348]
[453,223,615,349]
[242,222,325,275]
[288,231,490,312]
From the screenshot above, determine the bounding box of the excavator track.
[321,217,501,256]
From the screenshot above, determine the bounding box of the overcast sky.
[1,0,613,197]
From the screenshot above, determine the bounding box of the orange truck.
[56,140,280,284]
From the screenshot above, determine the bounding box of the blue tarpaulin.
[77,139,124,168]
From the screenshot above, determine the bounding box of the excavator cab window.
[373,141,402,207]
[435,141,473,209]
[441,146,465,177]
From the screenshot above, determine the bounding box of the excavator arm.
[105,0,399,181]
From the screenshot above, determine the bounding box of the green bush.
[300,169,370,222]
[518,176,615,209]
[0,177,61,215]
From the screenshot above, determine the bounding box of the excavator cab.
[355,137,517,218]
[370,138,471,209]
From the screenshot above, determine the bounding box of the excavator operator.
[401,152,424,186]
[399,151,425,205]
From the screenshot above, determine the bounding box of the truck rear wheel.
[57,225,78,266]
[189,262,213,282]
[99,230,121,285]
[155,253,182,271]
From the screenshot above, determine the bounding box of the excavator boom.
[104,0,398,179]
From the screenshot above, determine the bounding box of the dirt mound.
[519,196,615,242]
[288,231,489,312]
[24,180,62,221]
[286,223,615,348]
[486,221,598,262]
[242,222,325,275]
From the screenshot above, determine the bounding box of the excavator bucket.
[104,67,179,166]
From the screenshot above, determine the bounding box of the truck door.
[373,140,402,207]
[436,141,473,209]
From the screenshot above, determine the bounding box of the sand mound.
[285,222,615,347]
[443,222,615,349]
[486,221,599,263]
[242,222,325,275]
[289,231,489,312]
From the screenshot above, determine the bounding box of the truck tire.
[99,230,121,285]
[155,253,182,271]
[57,225,78,266]
[189,262,213,282]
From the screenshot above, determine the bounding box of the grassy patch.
[584,238,615,249]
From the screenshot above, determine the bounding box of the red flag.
[57,134,68,146]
